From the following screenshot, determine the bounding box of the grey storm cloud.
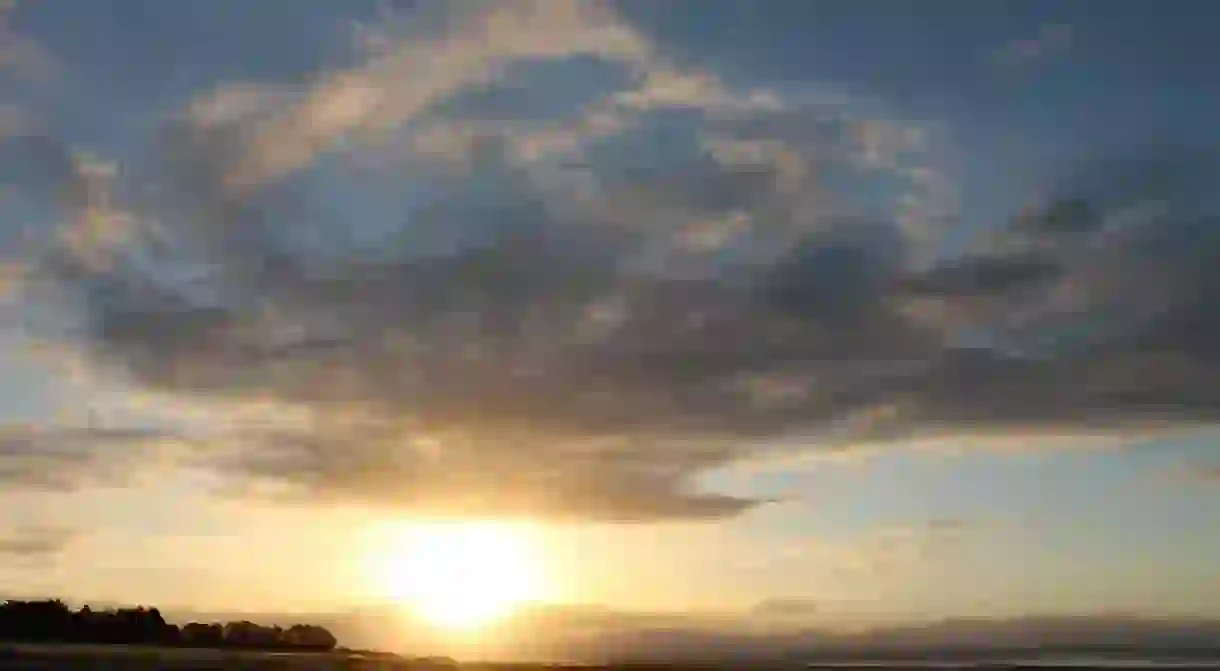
[4,3,1220,521]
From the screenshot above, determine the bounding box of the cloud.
[0,2,50,79]
[0,424,186,489]
[326,603,1220,663]
[1188,465,1220,482]
[614,67,783,116]
[804,520,974,583]
[0,525,77,561]
[0,103,23,138]
[994,24,1072,71]
[0,133,143,282]
[214,0,655,192]
[1160,460,1220,488]
[752,598,820,618]
[4,4,1220,521]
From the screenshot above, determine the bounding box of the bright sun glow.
[374,521,545,631]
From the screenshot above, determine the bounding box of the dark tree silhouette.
[0,599,337,651]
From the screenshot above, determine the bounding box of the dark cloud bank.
[3,8,1220,521]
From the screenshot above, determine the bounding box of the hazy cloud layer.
[0,525,77,561]
[301,604,1220,663]
[3,1,1220,520]
[0,424,182,489]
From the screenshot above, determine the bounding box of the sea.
[802,659,1220,670]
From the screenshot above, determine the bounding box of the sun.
[375,521,545,631]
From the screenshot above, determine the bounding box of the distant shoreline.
[6,643,1220,670]
[0,642,342,656]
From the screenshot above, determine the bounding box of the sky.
[3,0,1220,659]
